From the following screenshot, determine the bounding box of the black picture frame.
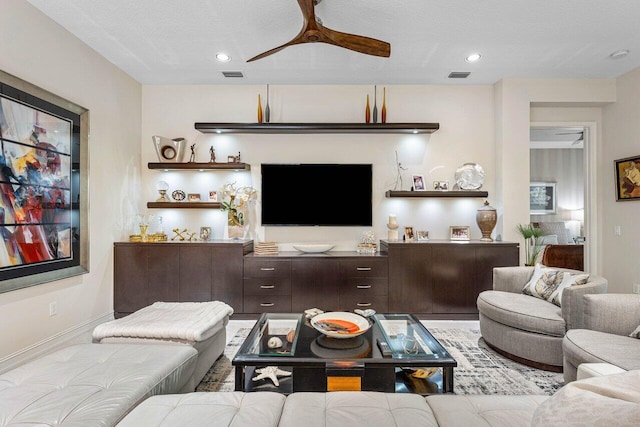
[0,70,89,293]
[614,155,640,201]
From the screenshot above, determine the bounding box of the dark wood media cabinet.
[114,240,518,319]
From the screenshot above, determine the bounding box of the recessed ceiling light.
[609,49,629,59]
[465,53,482,63]
[216,52,231,62]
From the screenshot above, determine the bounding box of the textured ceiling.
[26,0,640,85]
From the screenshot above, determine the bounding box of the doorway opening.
[529,125,594,272]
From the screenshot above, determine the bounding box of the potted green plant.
[516,223,544,266]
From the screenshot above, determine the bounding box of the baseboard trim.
[0,312,114,374]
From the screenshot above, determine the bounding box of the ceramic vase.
[265,84,270,123]
[365,95,371,123]
[476,200,497,242]
[257,94,263,123]
[381,87,387,123]
[372,85,378,123]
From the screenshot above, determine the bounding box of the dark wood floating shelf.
[385,190,489,198]
[148,162,250,171]
[147,202,222,209]
[194,122,439,134]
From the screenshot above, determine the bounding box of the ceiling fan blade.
[296,0,315,23]
[321,26,390,58]
[247,37,305,62]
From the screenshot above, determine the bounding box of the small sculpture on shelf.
[227,151,241,163]
[172,228,188,241]
[387,214,399,240]
[188,143,196,162]
[209,146,216,163]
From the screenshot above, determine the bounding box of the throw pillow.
[522,263,589,306]
[630,325,640,339]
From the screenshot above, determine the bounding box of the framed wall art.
[450,226,470,241]
[0,70,89,293]
[614,155,640,201]
[530,182,556,214]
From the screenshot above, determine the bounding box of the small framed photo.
[433,180,449,191]
[188,193,201,202]
[209,190,218,201]
[416,230,429,241]
[450,226,470,241]
[404,226,415,241]
[412,175,426,191]
[530,182,556,214]
[614,155,640,201]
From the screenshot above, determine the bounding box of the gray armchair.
[477,266,608,370]
[563,294,640,383]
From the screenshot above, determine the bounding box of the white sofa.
[118,371,640,427]
[0,344,197,427]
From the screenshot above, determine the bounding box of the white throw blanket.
[93,301,234,342]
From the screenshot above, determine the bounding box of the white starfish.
[252,366,292,386]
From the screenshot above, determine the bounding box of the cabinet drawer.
[339,295,388,313]
[243,295,292,313]
[244,277,292,296]
[244,259,291,278]
[340,277,388,296]
[339,258,388,277]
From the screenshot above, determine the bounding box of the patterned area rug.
[196,328,564,395]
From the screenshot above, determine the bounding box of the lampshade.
[570,209,584,222]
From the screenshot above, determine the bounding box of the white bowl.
[292,244,335,253]
[310,312,371,339]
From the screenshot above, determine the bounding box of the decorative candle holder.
[156,181,170,202]
[387,214,399,240]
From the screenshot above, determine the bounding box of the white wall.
[602,67,640,293]
[0,0,141,360]
[141,85,496,248]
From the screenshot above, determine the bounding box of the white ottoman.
[93,301,233,387]
[577,362,626,380]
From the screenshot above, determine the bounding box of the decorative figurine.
[267,337,283,349]
[172,228,188,241]
[186,231,197,241]
[188,143,196,162]
[251,366,291,387]
[209,146,216,163]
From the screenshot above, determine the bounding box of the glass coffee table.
[232,313,457,394]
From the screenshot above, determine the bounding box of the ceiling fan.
[247,0,391,62]
[557,130,584,146]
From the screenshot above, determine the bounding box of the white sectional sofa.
[0,344,197,426]
[117,371,640,427]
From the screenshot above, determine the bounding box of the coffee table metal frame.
[232,312,457,394]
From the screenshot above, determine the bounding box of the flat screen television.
[261,163,372,226]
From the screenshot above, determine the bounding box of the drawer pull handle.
[260,302,275,307]
[260,285,275,289]
[356,285,372,289]
[356,302,372,307]
[356,267,372,271]
[260,267,276,271]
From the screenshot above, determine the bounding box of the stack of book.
[254,242,279,255]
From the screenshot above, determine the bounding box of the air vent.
[448,71,471,79]
[221,71,245,78]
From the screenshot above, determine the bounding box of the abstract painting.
[0,70,88,292]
